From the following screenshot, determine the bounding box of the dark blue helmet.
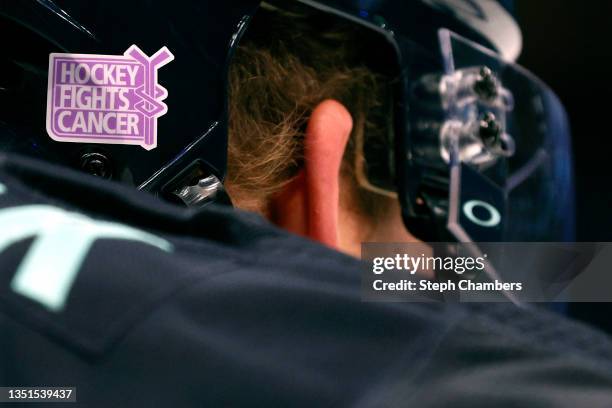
[0,0,574,244]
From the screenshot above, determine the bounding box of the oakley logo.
[1,205,172,311]
[46,45,174,150]
[463,199,501,228]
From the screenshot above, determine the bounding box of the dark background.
[514,2,612,331]
[515,2,612,242]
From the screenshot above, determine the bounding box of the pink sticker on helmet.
[46,45,174,151]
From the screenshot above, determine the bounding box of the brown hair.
[227,2,391,217]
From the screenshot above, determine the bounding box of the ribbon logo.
[46,45,174,150]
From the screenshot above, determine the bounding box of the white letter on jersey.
[0,205,173,312]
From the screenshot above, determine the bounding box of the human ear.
[270,99,353,248]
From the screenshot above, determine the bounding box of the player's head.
[0,0,575,253]
[224,0,574,254]
[225,3,422,254]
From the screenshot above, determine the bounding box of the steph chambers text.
[372,279,522,293]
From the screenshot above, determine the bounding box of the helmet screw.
[80,152,112,179]
[474,66,498,100]
[479,112,502,148]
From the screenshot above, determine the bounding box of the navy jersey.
[1,153,612,407]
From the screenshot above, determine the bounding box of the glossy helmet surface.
[1,1,573,242]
